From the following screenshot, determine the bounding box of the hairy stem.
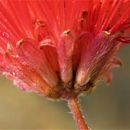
[68,98,89,130]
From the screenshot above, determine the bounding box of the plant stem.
[68,98,89,130]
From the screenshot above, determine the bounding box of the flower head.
[0,0,130,99]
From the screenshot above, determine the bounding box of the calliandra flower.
[0,0,130,130]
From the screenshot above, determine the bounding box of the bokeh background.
[0,45,130,130]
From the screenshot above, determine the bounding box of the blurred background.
[0,45,130,130]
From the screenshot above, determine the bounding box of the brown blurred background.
[0,45,130,130]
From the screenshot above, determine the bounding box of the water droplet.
[7,43,12,51]
[12,72,15,76]
[2,32,9,38]
[17,39,24,47]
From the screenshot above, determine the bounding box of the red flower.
[0,0,130,99]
